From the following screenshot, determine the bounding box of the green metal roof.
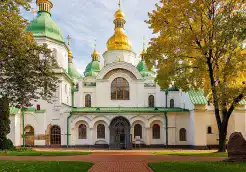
[10,107,19,114]
[84,60,101,77]
[72,107,189,113]
[239,99,246,105]
[136,60,155,79]
[68,62,82,79]
[188,90,207,105]
[9,107,46,114]
[27,11,64,43]
[24,107,46,113]
[166,87,180,92]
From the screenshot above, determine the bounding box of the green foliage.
[146,0,246,152]
[0,161,93,172]
[0,0,58,107]
[149,162,246,172]
[0,0,31,11]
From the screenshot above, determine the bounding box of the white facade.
[7,3,246,149]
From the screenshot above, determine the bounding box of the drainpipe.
[72,88,75,107]
[165,90,168,108]
[21,108,25,147]
[164,112,168,147]
[67,111,72,148]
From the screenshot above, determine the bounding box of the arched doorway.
[50,125,61,147]
[109,116,132,150]
[24,125,34,147]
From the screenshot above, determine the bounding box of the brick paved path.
[0,152,225,172]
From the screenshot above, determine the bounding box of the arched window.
[85,94,91,107]
[134,124,142,139]
[170,99,174,108]
[50,125,61,145]
[148,95,155,107]
[111,77,129,100]
[78,124,87,139]
[180,128,187,141]
[207,126,212,134]
[97,124,105,139]
[153,124,160,139]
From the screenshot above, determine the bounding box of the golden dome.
[114,9,125,20]
[106,6,132,51]
[107,28,132,51]
[140,48,147,59]
[91,49,100,60]
[68,50,73,58]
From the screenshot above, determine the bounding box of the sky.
[22,0,157,75]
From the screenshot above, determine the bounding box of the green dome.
[84,60,101,77]
[27,12,64,43]
[68,63,82,79]
[136,60,155,78]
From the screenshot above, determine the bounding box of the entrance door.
[24,126,34,147]
[110,116,132,150]
[50,125,61,147]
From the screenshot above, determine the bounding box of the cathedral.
[8,0,246,149]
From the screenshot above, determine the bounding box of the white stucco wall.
[103,50,136,66]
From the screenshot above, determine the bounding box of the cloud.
[22,0,157,73]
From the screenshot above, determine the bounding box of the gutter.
[165,90,168,108]
[67,111,72,148]
[164,112,168,147]
[164,90,168,147]
[21,108,25,147]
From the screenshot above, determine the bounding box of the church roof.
[10,107,19,115]
[68,63,82,79]
[106,7,132,51]
[188,90,207,105]
[27,1,64,43]
[136,60,155,78]
[84,60,101,77]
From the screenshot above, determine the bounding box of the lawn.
[0,161,93,172]
[153,151,227,157]
[0,150,91,156]
[149,162,246,172]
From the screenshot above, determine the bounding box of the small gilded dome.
[68,50,73,58]
[114,9,125,19]
[91,49,100,59]
[107,28,132,51]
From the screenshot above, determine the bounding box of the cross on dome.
[67,35,71,46]
[118,0,121,9]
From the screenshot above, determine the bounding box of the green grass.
[0,150,91,156]
[153,151,227,157]
[0,161,93,172]
[149,162,246,172]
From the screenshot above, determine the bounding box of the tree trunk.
[0,97,10,150]
[218,125,227,152]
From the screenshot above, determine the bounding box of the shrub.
[0,138,15,151]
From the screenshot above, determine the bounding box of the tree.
[0,0,58,147]
[146,0,246,152]
[0,97,10,150]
